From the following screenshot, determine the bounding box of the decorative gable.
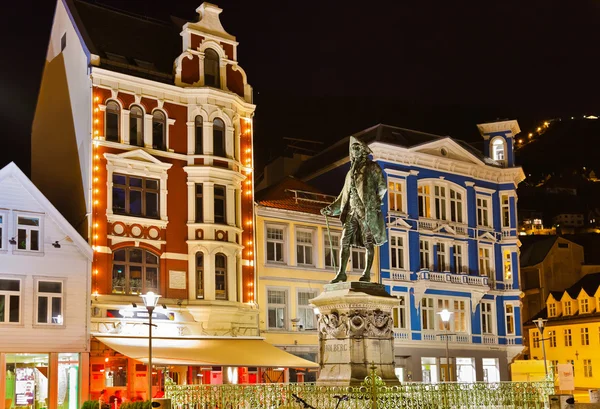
[409,138,484,166]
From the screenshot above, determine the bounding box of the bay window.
[418,181,466,223]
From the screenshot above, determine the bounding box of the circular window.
[441,148,448,156]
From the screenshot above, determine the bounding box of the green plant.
[120,401,151,409]
[81,400,99,409]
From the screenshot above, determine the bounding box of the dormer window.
[581,298,589,313]
[152,111,166,150]
[204,49,220,88]
[548,303,556,317]
[491,138,506,162]
[105,100,120,142]
[564,301,572,315]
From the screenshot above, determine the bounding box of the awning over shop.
[95,336,319,368]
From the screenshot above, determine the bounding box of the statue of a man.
[321,136,387,283]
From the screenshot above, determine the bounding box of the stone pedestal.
[310,281,400,386]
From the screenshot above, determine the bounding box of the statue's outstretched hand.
[321,206,333,216]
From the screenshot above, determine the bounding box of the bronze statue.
[321,136,387,283]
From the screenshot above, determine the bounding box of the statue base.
[310,281,400,386]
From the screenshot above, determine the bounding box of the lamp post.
[438,309,453,382]
[533,318,549,377]
[141,291,161,401]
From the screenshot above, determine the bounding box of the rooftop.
[256,176,335,215]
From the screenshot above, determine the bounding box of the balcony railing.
[393,329,410,340]
[418,271,489,287]
[482,335,498,344]
[390,271,410,281]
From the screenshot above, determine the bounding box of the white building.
[0,162,92,409]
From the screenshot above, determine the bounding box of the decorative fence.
[165,378,553,409]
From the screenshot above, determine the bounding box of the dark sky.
[2,0,600,174]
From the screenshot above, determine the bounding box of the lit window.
[16,215,41,252]
[492,138,505,161]
[111,248,159,295]
[267,226,285,263]
[481,302,494,335]
[215,253,227,300]
[501,194,510,228]
[112,174,159,219]
[419,240,431,270]
[532,331,540,348]
[196,252,204,299]
[267,289,287,329]
[418,185,431,218]
[213,118,226,157]
[479,246,492,277]
[505,304,515,335]
[581,327,590,346]
[476,196,491,227]
[421,298,434,330]
[324,232,340,268]
[580,299,589,313]
[390,234,405,270]
[195,116,203,154]
[564,329,572,347]
[392,295,408,330]
[564,301,572,316]
[0,279,21,323]
[297,290,317,330]
[204,48,220,88]
[584,359,593,378]
[296,230,313,266]
[388,179,404,213]
[36,280,63,325]
[548,303,556,317]
[105,100,120,142]
[549,331,556,347]
[129,105,144,147]
[504,251,513,281]
[152,110,166,150]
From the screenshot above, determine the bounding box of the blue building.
[296,120,525,382]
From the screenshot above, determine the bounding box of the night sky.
[2,0,600,174]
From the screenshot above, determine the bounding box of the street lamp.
[533,318,549,377]
[141,291,161,401]
[438,309,453,382]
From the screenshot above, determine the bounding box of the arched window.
[213,118,225,157]
[196,252,204,299]
[152,110,166,150]
[204,48,220,88]
[215,253,227,300]
[111,248,159,295]
[195,116,203,154]
[105,100,120,142]
[129,105,144,147]
[492,138,505,162]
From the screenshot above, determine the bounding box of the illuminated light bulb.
[248,292,253,297]
[94,178,99,182]
[94,200,99,205]
[245,191,252,195]
[246,220,252,225]
[248,282,253,287]
[94,97,99,102]
[544,121,549,127]
[94,130,99,135]
[94,119,99,124]
[94,166,99,171]
[536,127,541,132]
[518,139,523,144]
[94,235,98,239]
[94,270,98,275]
[248,251,253,256]
[245,148,251,153]
[247,241,252,245]
[94,223,99,228]
[245,181,251,185]
[94,189,99,194]
[93,141,99,147]
[95,155,99,159]
[94,108,99,113]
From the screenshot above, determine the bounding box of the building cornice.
[256,205,343,227]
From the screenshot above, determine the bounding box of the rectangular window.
[112,174,159,218]
[548,303,556,317]
[418,185,431,218]
[421,298,434,330]
[437,243,448,272]
[449,189,463,223]
[36,280,63,325]
[195,183,203,222]
[388,179,404,213]
[420,239,431,270]
[297,290,317,330]
[352,248,366,271]
[532,331,540,348]
[584,359,593,378]
[434,186,447,221]
[390,234,405,270]
[505,304,515,335]
[296,229,313,265]
[0,214,4,250]
[479,246,492,277]
[477,196,491,227]
[267,289,287,330]
[580,299,589,313]
[564,329,572,347]
[481,301,494,335]
[564,301,572,316]
[501,194,510,227]
[266,226,285,263]
[453,244,465,274]
[504,251,513,281]
[453,299,467,332]
[0,279,21,323]
[392,295,408,329]
[549,331,557,348]
[582,327,590,345]
[324,232,340,268]
[214,185,226,224]
[16,215,41,251]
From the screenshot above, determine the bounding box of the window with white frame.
[266,226,285,263]
[418,181,466,223]
[504,250,513,281]
[112,174,160,219]
[0,213,5,250]
[36,280,63,325]
[418,185,431,218]
[481,301,494,334]
[296,229,314,265]
[352,248,366,271]
[453,243,466,274]
[390,234,405,270]
[324,232,340,268]
[479,245,492,277]
[420,239,431,270]
[580,298,589,313]
[492,138,505,161]
[392,295,408,330]
[437,298,451,330]
[388,179,405,213]
[453,299,467,332]
[532,331,540,348]
[549,331,556,347]
[581,327,590,345]
[0,278,21,323]
[548,303,556,317]
[584,359,593,378]
[564,329,572,346]
[16,215,42,252]
[267,289,287,330]
[476,196,491,228]
[505,304,515,335]
[564,301,572,316]
[501,194,510,228]
[437,243,448,272]
[433,186,447,221]
[449,188,463,223]
[297,290,317,330]
[105,100,120,143]
[421,297,435,330]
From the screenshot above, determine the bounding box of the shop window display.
[5,353,49,409]
[104,358,128,387]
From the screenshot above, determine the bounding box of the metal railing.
[165,379,553,409]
